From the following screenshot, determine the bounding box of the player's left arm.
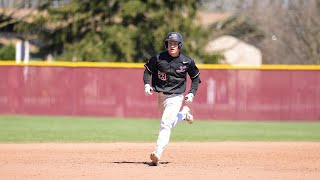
[185,60,201,103]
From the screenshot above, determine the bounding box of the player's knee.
[160,121,172,129]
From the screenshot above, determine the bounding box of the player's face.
[167,40,180,57]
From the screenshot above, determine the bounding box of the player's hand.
[144,84,153,96]
[185,93,194,104]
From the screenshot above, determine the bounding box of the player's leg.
[151,94,183,165]
[177,106,194,124]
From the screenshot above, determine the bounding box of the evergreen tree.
[16,0,219,63]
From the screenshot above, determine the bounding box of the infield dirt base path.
[0,142,320,180]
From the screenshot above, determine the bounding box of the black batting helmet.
[164,32,183,49]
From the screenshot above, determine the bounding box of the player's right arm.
[143,69,153,96]
[143,55,157,96]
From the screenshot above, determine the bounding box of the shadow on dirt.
[112,161,170,166]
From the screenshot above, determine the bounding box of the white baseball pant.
[154,92,185,159]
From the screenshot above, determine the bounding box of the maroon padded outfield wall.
[0,63,319,121]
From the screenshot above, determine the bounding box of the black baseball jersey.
[144,51,200,95]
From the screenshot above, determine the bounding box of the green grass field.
[0,115,319,142]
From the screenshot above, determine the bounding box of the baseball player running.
[143,32,201,166]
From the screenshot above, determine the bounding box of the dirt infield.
[0,142,320,180]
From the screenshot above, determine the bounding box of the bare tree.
[247,0,320,64]
[203,0,320,64]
